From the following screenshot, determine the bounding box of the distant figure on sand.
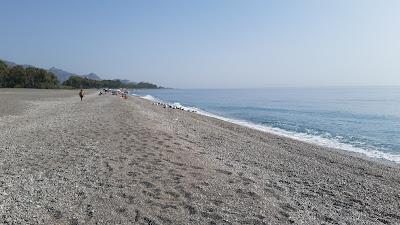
[79,89,84,101]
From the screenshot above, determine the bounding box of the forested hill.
[62,76,159,89]
[0,60,162,89]
[0,60,58,88]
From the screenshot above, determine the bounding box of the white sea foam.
[137,94,400,163]
[170,102,200,112]
[141,94,161,102]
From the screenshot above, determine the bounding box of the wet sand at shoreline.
[0,89,399,224]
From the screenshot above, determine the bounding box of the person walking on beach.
[79,89,84,101]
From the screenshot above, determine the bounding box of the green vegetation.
[0,60,161,89]
[62,76,160,89]
[0,61,58,88]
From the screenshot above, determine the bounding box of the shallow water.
[133,86,400,163]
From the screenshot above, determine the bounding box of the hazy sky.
[0,0,399,88]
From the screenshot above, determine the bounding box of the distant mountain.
[83,73,101,80]
[1,59,157,88]
[48,67,74,82]
[48,68,101,82]
[1,59,102,82]
[120,79,137,84]
[3,60,16,67]
[3,60,35,69]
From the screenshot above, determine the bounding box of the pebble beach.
[0,89,399,225]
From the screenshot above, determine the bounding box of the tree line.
[0,60,58,88]
[0,60,161,89]
[62,76,159,89]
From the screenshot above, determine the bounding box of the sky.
[0,0,399,88]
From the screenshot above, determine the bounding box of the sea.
[132,87,400,163]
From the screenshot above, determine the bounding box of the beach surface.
[0,89,399,225]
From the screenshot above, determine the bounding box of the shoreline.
[200,112,400,168]
[1,89,399,224]
[138,94,400,167]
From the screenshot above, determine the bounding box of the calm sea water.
[133,87,400,163]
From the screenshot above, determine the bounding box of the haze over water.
[134,86,400,163]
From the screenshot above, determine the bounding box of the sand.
[0,88,399,225]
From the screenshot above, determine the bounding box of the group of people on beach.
[79,88,195,113]
[79,88,129,101]
[79,90,197,115]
